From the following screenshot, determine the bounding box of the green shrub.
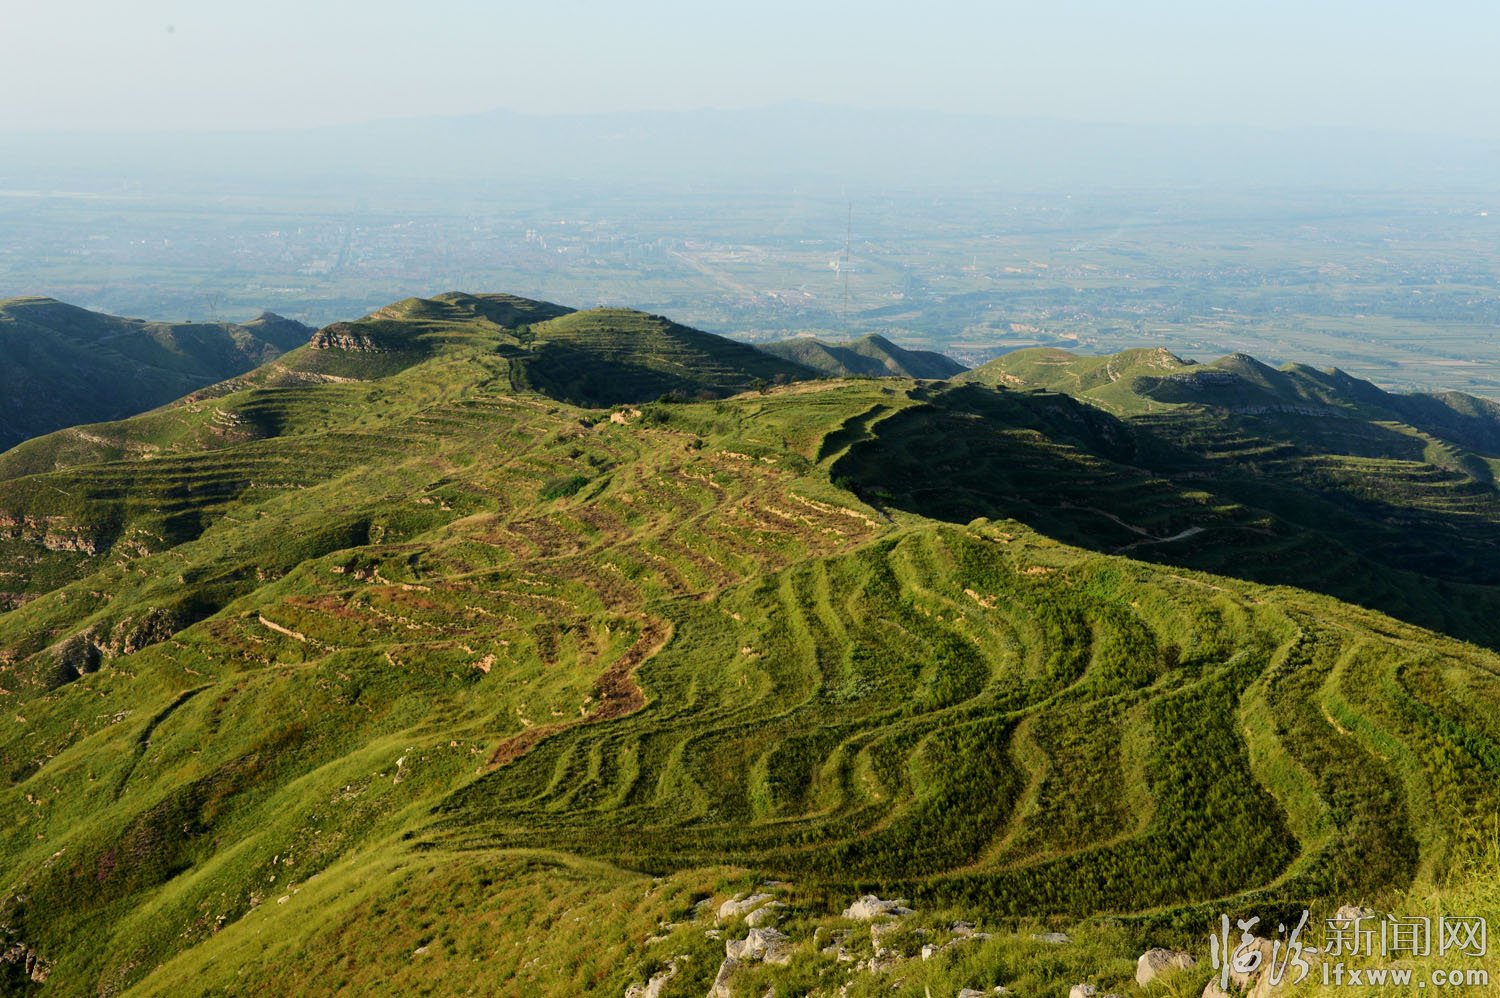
[540,474,589,500]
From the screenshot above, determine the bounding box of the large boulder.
[718,892,774,921]
[725,926,793,965]
[842,894,913,919]
[1202,935,1309,997]
[746,901,786,927]
[622,956,681,998]
[708,956,739,998]
[869,920,911,951]
[818,927,854,962]
[1137,947,1196,985]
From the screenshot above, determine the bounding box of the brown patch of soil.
[486,616,671,768]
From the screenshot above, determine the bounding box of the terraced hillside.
[950,350,1500,646]
[760,333,966,380]
[0,297,1497,996]
[0,297,311,450]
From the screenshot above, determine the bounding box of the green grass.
[0,295,1498,995]
[832,379,1500,647]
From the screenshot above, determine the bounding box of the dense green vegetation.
[0,297,310,451]
[0,296,1497,994]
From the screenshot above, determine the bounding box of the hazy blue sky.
[6,0,1497,136]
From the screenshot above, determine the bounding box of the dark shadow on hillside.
[831,384,1500,648]
[518,341,760,407]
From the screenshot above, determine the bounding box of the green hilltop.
[759,332,967,380]
[0,297,311,452]
[518,306,815,405]
[0,298,1498,995]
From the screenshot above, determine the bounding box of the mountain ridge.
[964,344,1500,436]
[0,297,312,451]
[759,332,967,380]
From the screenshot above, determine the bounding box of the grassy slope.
[0,303,1497,995]
[519,307,816,406]
[949,350,1500,645]
[0,297,311,451]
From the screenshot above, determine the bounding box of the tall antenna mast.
[842,200,852,331]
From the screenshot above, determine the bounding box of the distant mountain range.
[963,345,1500,453]
[0,297,310,450]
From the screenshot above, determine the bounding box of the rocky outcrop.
[0,513,107,555]
[745,902,785,927]
[817,927,853,962]
[1,942,51,983]
[46,603,200,686]
[869,919,909,952]
[623,956,683,998]
[718,892,774,921]
[309,323,387,352]
[921,926,992,961]
[726,926,792,965]
[53,629,106,683]
[0,592,36,612]
[1137,947,1196,985]
[1231,937,1276,992]
[841,895,913,920]
[1067,986,1121,998]
[709,924,795,996]
[110,605,193,656]
[1202,935,1311,998]
[707,956,739,998]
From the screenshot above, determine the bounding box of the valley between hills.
[1,292,1498,996]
